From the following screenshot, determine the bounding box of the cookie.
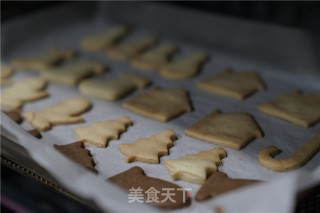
[197,69,265,100]
[258,134,320,172]
[160,52,208,79]
[258,90,320,127]
[81,25,128,51]
[164,148,227,184]
[2,110,23,124]
[12,48,75,71]
[215,207,224,213]
[28,129,42,139]
[131,44,178,70]
[54,141,97,173]
[79,73,150,101]
[41,59,106,86]
[196,172,260,201]
[107,37,157,60]
[24,97,91,131]
[119,129,176,164]
[0,78,48,110]
[184,110,263,150]
[2,110,42,138]
[1,66,14,86]
[74,116,132,148]
[123,87,192,122]
[108,166,190,209]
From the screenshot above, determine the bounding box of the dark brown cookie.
[108,166,191,209]
[215,207,224,213]
[2,110,23,124]
[196,172,260,201]
[54,142,97,174]
[28,129,42,139]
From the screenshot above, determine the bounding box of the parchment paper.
[1,2,320,213]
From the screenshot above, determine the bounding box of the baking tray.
[1,2,320,213]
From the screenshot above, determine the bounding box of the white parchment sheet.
[1,2,320,213]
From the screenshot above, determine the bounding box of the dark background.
[1,1,319,213]
[2,1,320,31]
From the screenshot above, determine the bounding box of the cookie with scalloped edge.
[74,116,132,148]
[119,129,176,163]
[164,147,226,184]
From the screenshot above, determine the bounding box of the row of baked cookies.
[2,69,319,129]
[2,82,319,174]
[81,25,209,79]
[3,101,319,210]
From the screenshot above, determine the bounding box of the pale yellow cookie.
[81,25,128,51]
[74,116,132,148]
[259,134,320,172]
[258,90,320,127]
[0,78,48,110]
[122,87,192,122]
[184,110,262,150]
[79,73,150,101]
[1,66,14,86]
[41,59,107,86]
[160,52,208,79]
[197,69,264,100]
[164,148,226,184]
[107,37,157,60]
[24,97,91,131]
[119,129,176,164]
[131,44,178,70]
[12,48,75,71]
